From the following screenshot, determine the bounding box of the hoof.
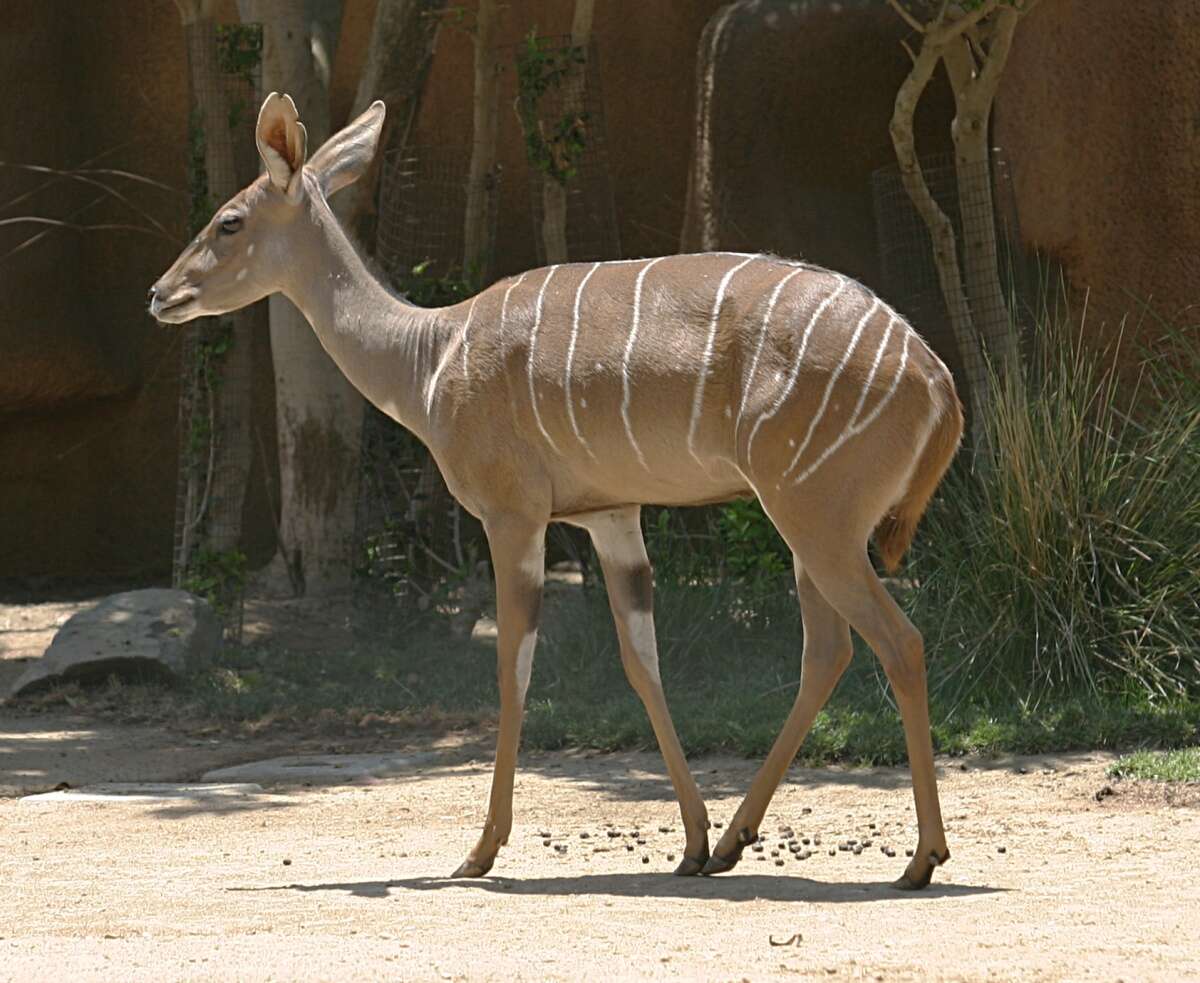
[450,857,493,879]
[700,849,740,876]
[673,847,709,877]
[891,848,950,891]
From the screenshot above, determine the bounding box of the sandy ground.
[2,711,1198,982]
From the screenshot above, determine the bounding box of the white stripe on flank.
[745,274,848,473]
[457,293,482,386]
[849,315,897,429]
[734,264,807,437]
[781,295,879,478]
[500,270,529,321]
[688,254,758,467]
[792,328,911,487]
[621,256,669,470]
[565,262,601,459]
[527,266,561,454]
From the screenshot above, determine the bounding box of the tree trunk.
[336,0,446,246]
[538,0,594,265]
[889,39,991,446]
[943,7,1021,375]
[240,0,362,596]
[179,7,256,557]
[462,0,501,282]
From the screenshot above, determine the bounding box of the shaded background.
[1,0,1195,583]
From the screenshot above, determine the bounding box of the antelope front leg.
[577,507,711,875]
[452,516,546,879]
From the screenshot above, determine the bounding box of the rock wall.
[995,0,1200,351]
[678,0,955,287]
[0,0,276,583]
[404,0,731,272]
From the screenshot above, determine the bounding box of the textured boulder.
[7,589,220,698]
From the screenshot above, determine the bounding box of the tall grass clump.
[906,298,1200,704]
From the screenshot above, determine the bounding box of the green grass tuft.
[1109,747,1200,782]
[905,298,1200,703]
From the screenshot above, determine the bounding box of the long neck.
[280,198,448,441]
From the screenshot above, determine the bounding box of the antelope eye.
[219,214,242,235]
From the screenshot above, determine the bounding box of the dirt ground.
[2,710,1198,983]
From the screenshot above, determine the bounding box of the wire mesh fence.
[375,143,498,293]
[871,151,1031,427]
[355,141,497,614]
[514,36,621,266]
[354,36,622,612]
[173,22,263,640]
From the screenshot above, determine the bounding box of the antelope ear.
[305,101,386,198]
[255,92,308,196]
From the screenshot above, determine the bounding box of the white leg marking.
[515,629,538,702]
[578,510,662,683]
[626,610,661,683]
[781,295,880,478]
[792,329,912,487]
[527,266,561,454]
[696,3,740,250]
[621,256,670,470]
[565,261,601,459]
[457,293,482,388]
[734,264,807,438]
[745,274,848,472]
[688,254,758,468]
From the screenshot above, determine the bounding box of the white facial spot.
[235,268,248,282]
[787,437,796,447]
[595,362,603,372]
[246,244,255,257]
[723,405,732,418]
[580,397,587,409]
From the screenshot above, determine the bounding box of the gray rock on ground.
[7,588,220,698]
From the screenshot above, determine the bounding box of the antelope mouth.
[150,292,198,323]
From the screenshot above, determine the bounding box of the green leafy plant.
[396,260,479,307]
[515,31,589,186]
[715,499,791,581]
[182,547,248,617]
[216,23,263,131]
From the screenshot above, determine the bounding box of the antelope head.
[149,92,385,323]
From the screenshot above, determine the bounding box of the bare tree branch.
[887,0,927,34]
[928,0,999,47]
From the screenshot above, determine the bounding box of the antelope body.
[152,94,962,889]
